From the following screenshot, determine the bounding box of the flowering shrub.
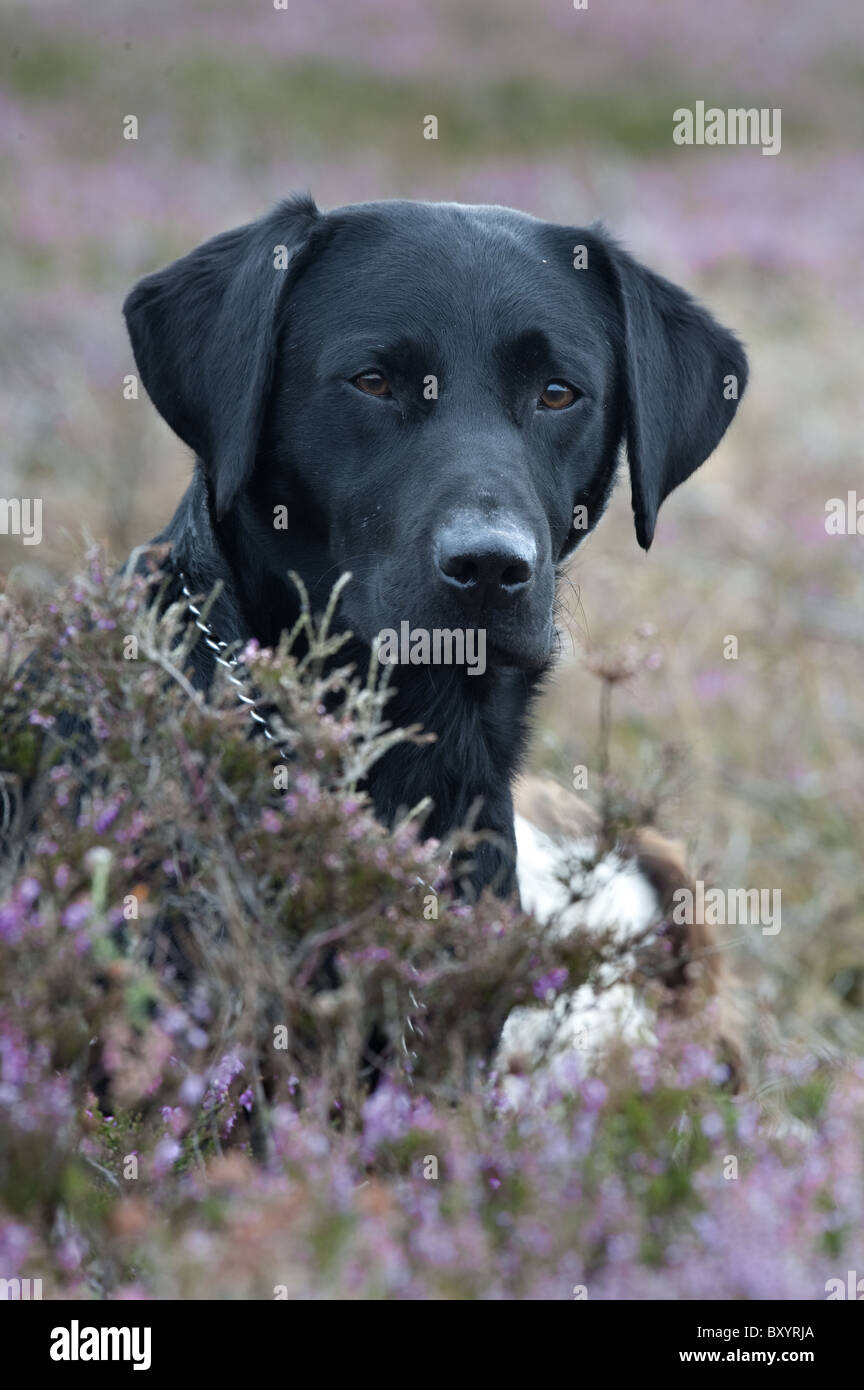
[2,1,863,1302]
[0,552,862,1299]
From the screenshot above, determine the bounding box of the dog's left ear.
[591,229,748,550]
[124,195,322,517]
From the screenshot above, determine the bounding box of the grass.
[1,0,863,1300]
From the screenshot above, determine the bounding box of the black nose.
[434,516,537,603]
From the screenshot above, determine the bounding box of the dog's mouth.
[485,636,552,672]
[345,572,555,677]
[479,601,555,671]
[354,614,552,677]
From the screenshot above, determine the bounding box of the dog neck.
[158,469,548,897]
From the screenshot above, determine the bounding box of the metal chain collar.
[178,572,289,761]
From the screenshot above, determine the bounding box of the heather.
[0,557,862,1300]
[2,0,863,1299]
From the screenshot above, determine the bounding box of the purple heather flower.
[152,1136,181,1177]
[61,900,91,930]
[179,1074,205,1105]
[701,1111,725,1140]
[94,803,120,833]
[580,1078,608,1112]
[533,967,568,1000]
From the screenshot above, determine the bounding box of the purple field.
[1,0,863,1301]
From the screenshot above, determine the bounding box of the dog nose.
[434,517,536,601]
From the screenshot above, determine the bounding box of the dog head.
[125,195,747,670]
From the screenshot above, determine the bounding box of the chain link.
[178,573,289,762]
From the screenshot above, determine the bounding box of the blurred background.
[1,0,862,1054]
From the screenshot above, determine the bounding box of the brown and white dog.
[498,776,744,1087]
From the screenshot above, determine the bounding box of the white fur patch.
[496,815,661,1079]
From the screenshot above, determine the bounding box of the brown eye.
[353,371,392,398]
[539,381,578,410]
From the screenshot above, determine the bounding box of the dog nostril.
[440,554,479,588]
[435,523,537,598]
[501,559,532,590]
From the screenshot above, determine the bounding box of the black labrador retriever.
[125,195,747,898]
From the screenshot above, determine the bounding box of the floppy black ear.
[594,230,748,550]
[124,194,321,517]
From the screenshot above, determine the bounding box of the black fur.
[124,196,748,897]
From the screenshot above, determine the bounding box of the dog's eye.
[539,381,580,410]
[352,371,392,398]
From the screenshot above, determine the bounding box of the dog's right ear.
[586,225,748,551]
[124,194,321,517]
